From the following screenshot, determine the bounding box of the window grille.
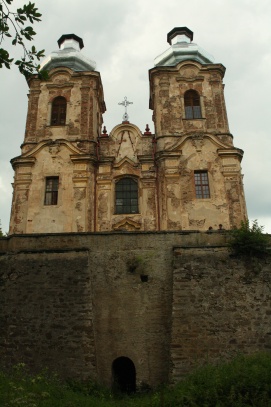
[194,171,210,198]
[115,178,138,214]
[44,177,59,205]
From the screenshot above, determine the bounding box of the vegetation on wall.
[229,219,270,257]
[1,353,271,406]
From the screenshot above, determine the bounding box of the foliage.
[0,0,46,77]
[1,353,271,406]
[0,220,7,236]
[229,219,270,257]
[161,352,271,407]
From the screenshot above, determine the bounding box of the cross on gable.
[118,96,133,122]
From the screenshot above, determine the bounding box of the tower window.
[184,90,202,119]
[51,96,67,125]
[115,178,138,214]
[44,177,59,205]
[194,171,210,198]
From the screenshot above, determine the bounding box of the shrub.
[1,354,271,406]
[229,219,270,257]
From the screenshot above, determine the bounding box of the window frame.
[115,177,139,215]
[194,171,210,199]
[50,96,67,126]
[184,90,202,119]
[44,177,59,205]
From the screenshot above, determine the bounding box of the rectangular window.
[44,177,59,205]
[194,171,210,199]
[115,178,138,214]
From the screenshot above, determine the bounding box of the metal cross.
[118,96,133,122]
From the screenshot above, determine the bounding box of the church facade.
[9,27,247,234]
[3,29,271,392]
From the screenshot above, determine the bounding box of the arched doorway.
[112,356,136,393]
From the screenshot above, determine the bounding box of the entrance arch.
[112,356,136,393]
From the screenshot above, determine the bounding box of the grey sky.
[1,0,271,233]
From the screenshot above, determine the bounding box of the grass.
[1,353,271,406]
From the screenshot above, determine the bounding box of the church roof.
[154,27,214,66]
[40,34,96,72]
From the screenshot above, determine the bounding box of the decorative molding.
[191,134,205,151]
[189,218,206,227]
[112,218,141,231]
[48,143,61,157]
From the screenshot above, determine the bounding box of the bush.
[1,354,271,406]
[162,353,271,407]
[229,220,270,257]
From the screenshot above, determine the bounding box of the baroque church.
[3,28,271,392]
[9,27,247,234]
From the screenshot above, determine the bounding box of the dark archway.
[112,357,136,393]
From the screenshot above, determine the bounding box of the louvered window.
[194,171,210,199]
[184,90,202,119]
[115,178,138,214]
[51,97,67,125]
[44,177,59,205]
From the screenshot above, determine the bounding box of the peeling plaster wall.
[10,67,105,234]
[97,123,157,232]
[149,60,247,230]
[10,59,247,234]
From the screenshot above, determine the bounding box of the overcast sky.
[0,0,271,234]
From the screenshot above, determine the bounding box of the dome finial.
[167,27,193,45]
[57,34,84,50]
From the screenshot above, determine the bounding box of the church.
[3,29,267,392]
[9,27,247,234]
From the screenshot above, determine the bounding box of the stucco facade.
[9,28,247,234]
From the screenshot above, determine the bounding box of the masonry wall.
[0,232,270,388]
[171,246,271,381]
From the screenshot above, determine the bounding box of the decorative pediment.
[46,67,73,88]
[110,122,143,138]
[112,218,141,231]
[171,133,230,152]
[113,156,138,170]
[177,63,200,80]
[21,139,83,158]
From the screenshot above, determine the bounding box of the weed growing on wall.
[229,220,270,257]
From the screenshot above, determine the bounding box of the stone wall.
[171,246,271,381]
[0,231,270,388]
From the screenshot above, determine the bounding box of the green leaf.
[0,1,43,77]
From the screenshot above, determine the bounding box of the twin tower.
[9,28,247,234]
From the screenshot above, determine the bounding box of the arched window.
[51,96,67,125]
[184,90,202,119]
[115,178,138,214]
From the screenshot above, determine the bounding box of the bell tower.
[149,27,247,230]
[9,28,247,235]
[9,34,105,234]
